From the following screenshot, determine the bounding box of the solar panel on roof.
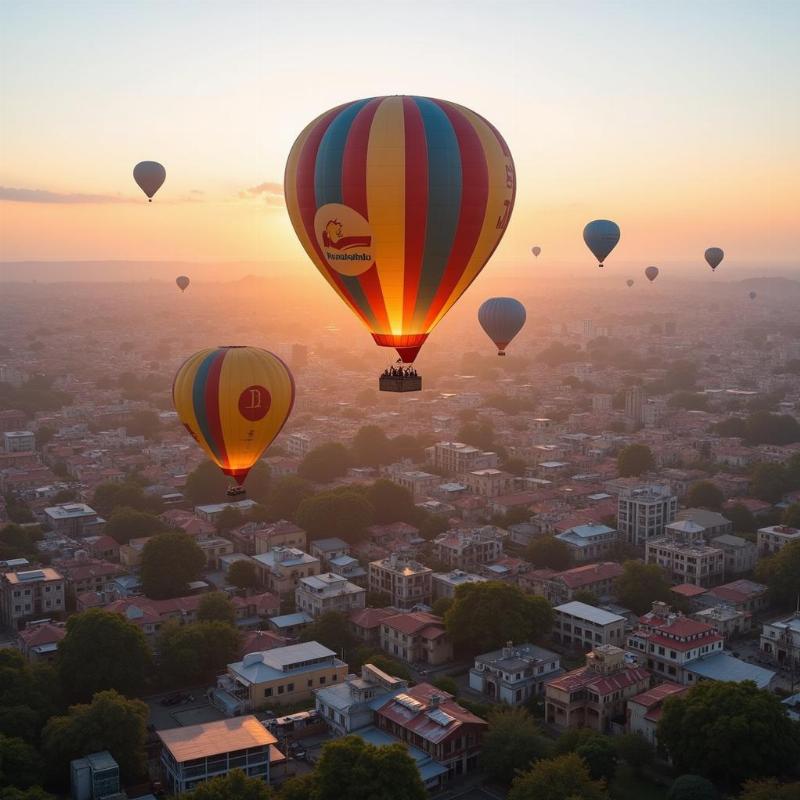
[427,709,455,726]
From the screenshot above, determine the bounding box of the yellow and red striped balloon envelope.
[172,346,294,485]
[284,95,516,363]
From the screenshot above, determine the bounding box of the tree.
[243,461,271,504]
[525,536,572,570]
[744,412,800,445]
[615,561,671,615]
[352,426,391,467]
[431,675,458,697]
[617,444,655,477]
[658,681,800,789]
[508,753,608,800]
[725,503,757,534]
[295,491,374,543]
[228,559,259,591]
[431,597,453,617]
[782,503,800,528]
[0,789,56,800]
[279,774,318,800]
[361,654,411,682]
[738,779,800,800]
[140,532,205,599]
[572,590,599,606]
[184,461,230,505]
[575,736,617,782]
[0,651,59,743]
[300,612,357,659]
[669,392,708,411]
[197,592,236,625]
[215,505,245,533]
[182,769,272,799]
[664,360,698,391]
[104,507,167,545]
[58,609,151,702]
[756,540,800,608]
[751,462,788,503]
[298,443,352,483]
[42,690,148,786]
[686,481,724,511]
[91,481,160,517]
[481,708,552,783]
[265,476,314,521]
[365,480,416,524]
[157,621,241,685]
[312,735,426,800]
[667,775,718,800]
[0,735,43,788]
[445,582,553,655]
[456,420,495,451]
[0,524,39,561]
[614,732,654,776]
[124,410,161,439]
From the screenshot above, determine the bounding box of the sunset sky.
[1,0,798,274]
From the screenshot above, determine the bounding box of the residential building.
[0,567,65,628]
[683,652,774,689]
[195,500,257,524]
[285,432,315,458]
[468,641,562,703]
[70,751,120,800]
[17,620,66,661]
[544,562,624,606]
[616,484,677,546]
[675,508,733,539]
[253,547,320,595]
[309,537,350,566]
[267,612,313,639]
[757,524,800,555]
[427,441,498,474]
[349,607,396,647]
[158,716,277,794]
[625,386,646,423]
[545,645,650,731]
[196,536,235,569]
[315,663,409,735]
[380,611,452,666]
[626,682,688,747]
[327,554,367,586]
[645,520,725,588]
[384,468,439,500]
[431,569,487,600]
[368,554,432,609]
[57,557,123,596]
[462,469,514,498]
[432,527,504,570]
[710,534,758,575]
[295,572,366,618]
[760,612,800,668]
[44,502,103,538]
[213,641,348,715]
[3,430,35,452]
[251,520,307,555]
[704,579,769,614]
[555,523,618,563]
[691,604,751,638]
[553,601,627,650]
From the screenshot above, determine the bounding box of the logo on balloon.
[238,385,271,422]
[314,203,374,277]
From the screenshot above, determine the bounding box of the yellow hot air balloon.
[284,95,515,391]
[172,346,294,489]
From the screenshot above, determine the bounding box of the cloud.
[239,181,284,205]
[0,186,130,204]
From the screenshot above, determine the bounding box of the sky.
[0,0,798,275]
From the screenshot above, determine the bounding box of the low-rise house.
[674,508,733,539]
[348,606,396,647]
[544,562,624,606]
[309,537,350,566]
[253,547,320,595]
[691,604,751,638]
[432,527,504,571]
[760,612,800,668]
[239,629,288,658]
[626,682,688,747]
[380,611,452,666]
[194,499,257,524]
[57,557,123,597]
[17,620,66,661]
[44,502,103,537]
[683,651,775,688]
[196,536,235,569]
[294,572,366,619]
[703,579,769,614]
[553,601,627,650]
[118,536,152,569]
[431,569,487,600]
[327,554,367,586]
[709,534,757,576]
[368,554,432,610]
[233,520,306,556]
[468,641,561,703]
[267,612,313,639]
[82,535,120,563]
[545,645,650,731]
[555,523,618,563]
[645,521,725,588]
[757,524,800,555]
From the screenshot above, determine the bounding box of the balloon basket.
[225,486,247,498]
[379,373,422,393]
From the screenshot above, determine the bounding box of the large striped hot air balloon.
[285,95,516,381]
[172,347,294,487]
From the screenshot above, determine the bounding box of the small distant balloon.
[583,220,620,267]
[626,279,634,287]
[176,276,190,292]
[749,291,757,300]
[478,297,527,356]
[705,247,724,271]
[133,161,166,202]
[645,266,659,282]
[532,246,541,258]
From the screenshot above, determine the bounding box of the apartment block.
[426,441,498,475]
[645,520,725,588]
[616,484,677,546]
[294,572,366,619]
[757,525,800,556]
[469,641,562,704]
[0,567,65,628]
[555,523,618,563]
[553,601,627,650]
[432,527,504,571]
[253,547,320,595]
[368,554,432,609]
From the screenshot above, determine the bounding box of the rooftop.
[3,567,63,584]
[44,503,96,519]
[555,601,625,626]
[685,652,775,688]
[158,716,276,762]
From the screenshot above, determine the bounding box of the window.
[307,679,313,687]
[278,685,285,695]
[320,676,326,685]
[264,687,273,697]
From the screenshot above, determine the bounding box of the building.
[683,651,774,689]
[427,441,498,474]
[645,520,725,587]
[3,430,35,453]
[315,662,409,735]
[196,536,235,569]
[757,524,800,555]
[760,612,800,668]
[553,601,627,650]
[468,641,562,703]
[251,520,307,555]
[70,751,120,800]
[432,527,504,570]
[703,579,769,614]
[624,386,646,424]
[253,547,320,595]
[616,484,677,546]
[44,502,103,538]
[17,620,65,661]
[462,469,514,498]
[691,604,751,638]
[544,562,624,606]
[626,682,688,747]
[431,569,487,600]
[308,537,350,566]
[368,554,432,609]
[285,432,315,459]
[675,508,733,539]
[545,645,650,731]
[0,567,65,628]
[555,523,618,563]
[710,534,758,575]
[195,499,257,524]
[158,716,277,794]
[380,611,452,666]
[294,572,366,618]
[385,468,440,500]
[57,557,123,597]
[213,641,348,715]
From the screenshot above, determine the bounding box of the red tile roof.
[349,607,396,629]
[553,561,623,589]
[628,681,687,710]
[547,664,650,696]
[18,622,66,648]
[383,611,445,636]
[670,583,708,598]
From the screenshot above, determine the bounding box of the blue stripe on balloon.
[193,350,223,462]
[411,96,462,324]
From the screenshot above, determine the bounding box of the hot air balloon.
[645,266,659,282]
[172,346,294,493]
[749,291,757,300]
[284,96,516,392]
[532,246,541,258]
[705,247,724,271]
[626,279,634,287]
[478,297,526,356]
[583,220,620,267]
[133,161,166,202]
[176,275,190,292]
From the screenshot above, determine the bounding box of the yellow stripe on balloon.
[366,96,406,335]
[172,349,211,460]
[427,105,514,330]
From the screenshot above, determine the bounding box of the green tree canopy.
[744,412,800,445]
[0,787,56,800]
[58,609,151,703]
[725,503,757,534]
[525,536,572,570]
[140,532,205,599]
[104,507,167,545]
[575,736,617,783]
[0,524,40,561]
[481,707,552,784]
[182,769,273,799]
[124,410,161,439]
[197,591,237,625]
[157,621,241,685]
[91,481,161,517]
[667,775,718,800]
[613,732,654,776]
[300,612,357,660]
[265,476,314,521]
[615,561,671,615]
[215,505,245,533]
[242,461,272,504]
[184,461,230,506]
[658,681,800,789]
[295,491,374,543]
[0,651,59,743]
[686,481,724,511]
[228,559,259,591]
[782,503,800,528]
[445,582,553,656]
[617,443,655,477]
[0,735,43,789]
[751,462,789,503]
[456,420,495,451]
[352,426,391,467]
[756,540,800,608]
[508,752,608,800]
[298,443,352,483]
[737,779,800,800]
[365,480,417,525]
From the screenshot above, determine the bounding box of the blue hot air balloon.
[583,219,620,267]
[478,297,527,356]
[705,247,724,271]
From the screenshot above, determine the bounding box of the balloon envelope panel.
[133,161,166,199]
[583,219,620,265]
[478,297,526,352]
[705,247,724,270]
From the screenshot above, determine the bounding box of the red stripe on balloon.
[204,349,229,468]
[422,101,489,330]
